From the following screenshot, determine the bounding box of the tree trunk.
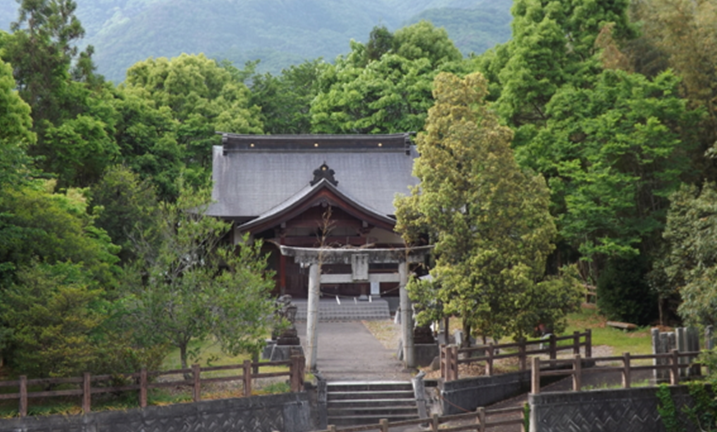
[461,321,471,348]
[180,343,191,380]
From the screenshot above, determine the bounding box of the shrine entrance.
[279,245,432,371]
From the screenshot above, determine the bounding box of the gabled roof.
[237,178,398,233]
[206,133,419,220]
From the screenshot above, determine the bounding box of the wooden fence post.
[519,339,527,371]
[622,353,631,388]
[477,406,486,432]
[585,329,592,358]
[19,375,27,418]
[243,359,252,397]
[450,345,459,381]
[573,331,580,355]
[485,344,494,376]
[573,354,581,391]
[192,364,201,402]
[379,418,389,432]
[531,356,540,394]
[140,368,148,408]
[83,372,91,414]
[291,355,304,392]
[549,334,557,360]
[440,344,446,380]
[431,413,439,432]
[328,425,337,432]
[670,350,679,385]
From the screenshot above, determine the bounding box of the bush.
[597,255,657,325]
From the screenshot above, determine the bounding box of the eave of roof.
[236,178,397,233]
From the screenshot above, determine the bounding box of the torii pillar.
[279,246,432,371]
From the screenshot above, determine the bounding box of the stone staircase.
[326,381,418,427]
[293,298,390,321]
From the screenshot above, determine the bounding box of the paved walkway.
[297,321,412,381]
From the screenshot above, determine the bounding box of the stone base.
[262,341,304,361]
[396,340,439,367]
[415,343,440,367]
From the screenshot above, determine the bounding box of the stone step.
[327,398,417,408]
[328,406,418,417]
[293,299,390,322]
[326,414,419,426]
[327,381,413,392]
[327,390,415,401]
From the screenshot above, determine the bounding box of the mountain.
[0,0,513,83]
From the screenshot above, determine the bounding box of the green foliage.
[0,180,120,288]
[396,72,582,341]
[663,184,717,327]
[250,59,328,134]
[109,86,183,201]
[517,69,696,274]
[0,261,105,378]
[596,255,657,325]
[406,6,512,58]
[656,384,683,432]
[495,0,635,127]
[119,185,276,369]
[90,165,160,265]
[123,54,263,187]
[0,54,35,186]
[392,20,462,67]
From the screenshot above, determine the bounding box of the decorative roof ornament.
[310,162,338,186]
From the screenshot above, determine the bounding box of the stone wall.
[529,386,696,432]
[440,370,532,415]
[0,392,313,432]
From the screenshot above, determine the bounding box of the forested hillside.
[1,0,512,82]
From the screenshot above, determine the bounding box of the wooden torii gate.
[279,245,433,371]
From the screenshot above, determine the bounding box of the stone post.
[400,261,415,368]
[306,263,320,371]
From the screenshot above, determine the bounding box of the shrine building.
[206,133,419,300]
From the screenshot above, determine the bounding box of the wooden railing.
[530,350,701,394]
[0,355,305,418]
[441,330,592,381]
[318,406,525,432]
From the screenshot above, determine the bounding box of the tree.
[90,165,161,265]
[495,0,635,131]
[122,54,263,187]
[516,69,697,280]
[250,59,328,134]
[0,55,35,187]
[1,0,117,188]
[395,72,581,343]
[120,186,276,369]
[309,21,467,134]
[661,184,717,327]
[0,261,105,378]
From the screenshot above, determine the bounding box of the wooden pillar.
[278,231,287,295]
[306,263,320,371]
[400,261,415,368]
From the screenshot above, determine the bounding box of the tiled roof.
[206,134,419,218]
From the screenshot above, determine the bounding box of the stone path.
[296,321,412,381]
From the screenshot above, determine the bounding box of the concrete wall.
[529,386,696,432]
[440,370,532,415]
[0,392,314,432]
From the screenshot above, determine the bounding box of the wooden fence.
[319,406,525,432]
[0,355,305,418]
[530,350,701,394]
[441,330,592,381]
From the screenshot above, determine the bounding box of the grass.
[563,307,653,355]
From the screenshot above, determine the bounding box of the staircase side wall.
[441,370,532,415]
[529,386,697,432]
[0,392,314,432]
